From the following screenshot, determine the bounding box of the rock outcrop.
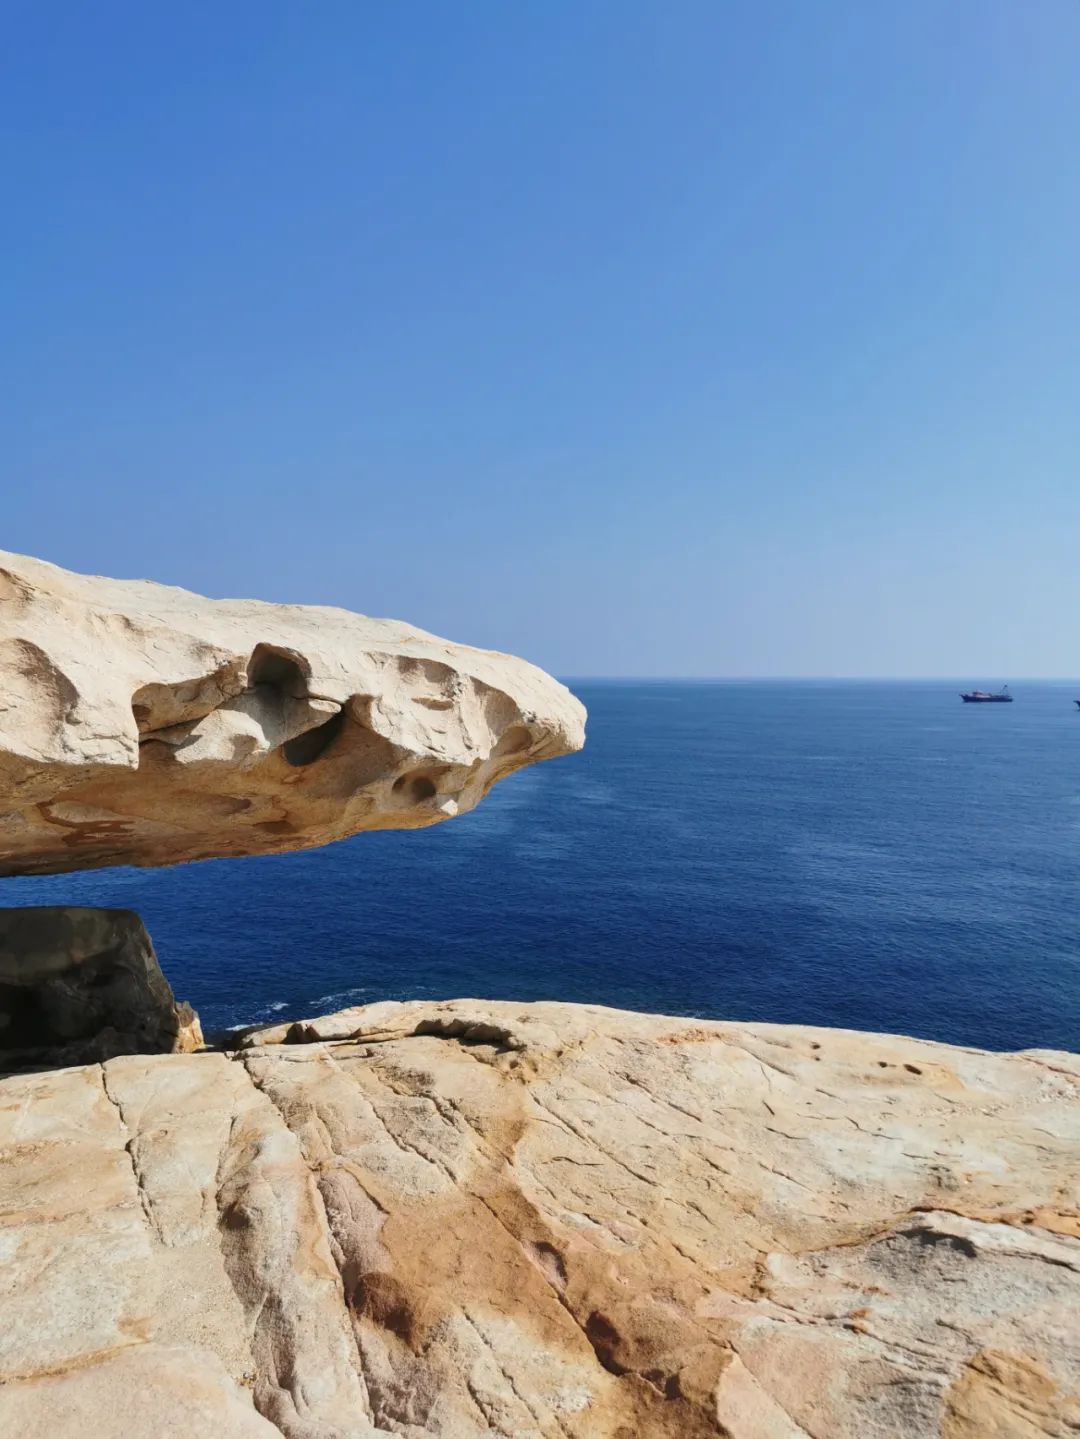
[0,906,201,1069]
[1,998,1076,1437]
[0,551,585,875]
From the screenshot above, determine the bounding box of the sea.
[4,681,1079,1054]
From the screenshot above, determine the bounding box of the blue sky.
[3,1,1078,677]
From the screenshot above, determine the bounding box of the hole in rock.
[349,1272,420,1347]
[248,644,309,695]
[282,709,346,767]
[495,724,532,757]
[392,772,438,802]
[583,1310,629,1377]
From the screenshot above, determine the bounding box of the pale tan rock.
[0,999,1076,1437]
[0,1344,283,1439]
[0,551,585,874]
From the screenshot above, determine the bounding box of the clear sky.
[3,2,1078,677]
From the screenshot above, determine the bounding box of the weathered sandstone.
[1,998,1076,1437]
[0,906,201,1069]
[0,551,585,874]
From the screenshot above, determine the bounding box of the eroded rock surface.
[0,906,201,1069]
[1,999,1076,1437]
[0,551,585,874]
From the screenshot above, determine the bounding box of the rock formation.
[2,553,1076,1435]
[0,907,201,1069]
[1,998,1076,1437]
[0,551,585,875]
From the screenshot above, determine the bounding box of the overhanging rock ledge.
[0,550,585,874]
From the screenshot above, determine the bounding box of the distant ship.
[960,686,1013,703]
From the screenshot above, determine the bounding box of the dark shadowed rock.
[0,907,201,1069]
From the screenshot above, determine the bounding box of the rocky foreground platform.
[1,998,1076,1438]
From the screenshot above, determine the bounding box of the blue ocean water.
[4,681,1079,1052]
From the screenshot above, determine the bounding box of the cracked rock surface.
[0,551,585,874]
[1,998,1077,1437]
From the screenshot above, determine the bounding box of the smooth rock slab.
[0,1000,1077,1437]
[0,1345,284,1439]
[0,551,585,874]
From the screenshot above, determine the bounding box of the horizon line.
[554,675,1080,683]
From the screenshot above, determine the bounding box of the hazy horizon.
[4,3,1078,678]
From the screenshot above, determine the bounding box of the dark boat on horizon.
[960,686,1013,703]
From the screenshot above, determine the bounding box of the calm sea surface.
[4,681,1079,1052]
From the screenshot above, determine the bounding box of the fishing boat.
[960,686,1013,703]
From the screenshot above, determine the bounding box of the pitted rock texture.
[1,999,1077,1437]
[0,551,585,874]
[0,906,202,1069]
